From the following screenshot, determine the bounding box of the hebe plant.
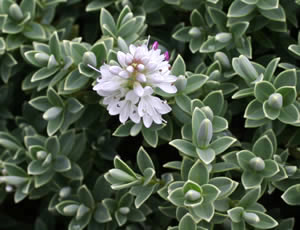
[0,0,300,229]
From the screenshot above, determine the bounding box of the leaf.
[171,55,186,76]
[210,136,236,155]
[254,81,275,103]
[192,201,214,222]
[86,0,114,12]
[228,0,256,17]
[263,101,280,120]
[241,170,264,189]
[179,213,196,230]
[274,69,296,88]
[196,148,215,164]
[256,0,278,10]
[100,8,116,35]
[264,57,280,82]
[168,187,185,207]
[244,99,265,120]
[252,135,273,159]
[93,203,112,223]
[142,128,158,147]
[203,90,224,115]
[64,69,90,91]
[53,156,71,172]
[169,139,197,158]
[137,146,154,173]
[79,185,95,208]
[249,211,278,229]
[212,116,228,133]
[209,177,238,199]
[184,74,208,94]
[23,22,46,40]
[282,184,300,205]
[239,187,261,208]
[259,6,286,22]
[175,94,191,114]
[31,67,59,82]
[188,160,209,185]
[276,86,297,107]
[130,184,158,208]
[278,104,299,124]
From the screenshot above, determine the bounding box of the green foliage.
[0,0,300,230]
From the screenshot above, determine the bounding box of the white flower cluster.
[91,41,177,128]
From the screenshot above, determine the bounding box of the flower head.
[91,40,177,127]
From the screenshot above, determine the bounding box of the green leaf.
[23,22,46,41]
[278,104,299,124]
[184,74,208,94]
[228,207,244,223]
[274,69,296,88]
[196,148,215,164]
[230,22,249,38]
[137,146,154,173]
[100,8,116,35]
[169,139,197,158]
[47,112,64,136]
[202,184,220,202]
[179,213,196,230]
[203,90,224,115]
[264,57,280,82]
[171,55,186,76]
[254,81,275,103]
[276,86,297,107]
[175,94,191,114]
[244,99,265,120]
[47,88,64,107]
[64,69,89,91]
[46,136,60,155]
[242,170,264,189]
[53,156,71,172]
[261,159,279,177]
[281,184,300,205]
[228,0,256,17]
[259,6,286,22]
[79,185,95,208]
[93,203,112,223]
[130,184,158,208]
[212,116,228,133]
[200,37,228,53]
[239,187,260,208]
[252,135,273,159]
[4,163,27,177]
[172,27,192,42]
[232,88,254,99]
[168,187,185,207]
[237,150,256,171]
[114,156,137,178]
[113,122,134,137]
[256,0,278,10]
[20,0,36,17]
[28,160,49,175]
[210,136,236,155]
[249,211,278,229]
[209,177,238,199]
[142,128,158,147]
[31,67,59,82]
[0,132,22,151]
[263,101,280,120]
[192,201,214,222]
[86,0,114,12]
[188,160,209,185]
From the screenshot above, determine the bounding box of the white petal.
[119,70,129,79]
[129,45,137,55]
[119,102,130,123]
[109,66,122,74]
[117,51,126,67]
[133,82,144,97]
[136,73,146,83]
[137,64,145,71]
[146,62,157,71]
[125,90,139,104]
[130,105,141,123]
[125,54,133,65]
[159,83,177,94]
[141,56,150,64]
[143,86,154,96]
[143,114,153,128]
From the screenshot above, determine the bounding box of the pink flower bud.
[164,51,170,61]
[152,41,159,50]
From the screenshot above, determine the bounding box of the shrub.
[0,0,300,229]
